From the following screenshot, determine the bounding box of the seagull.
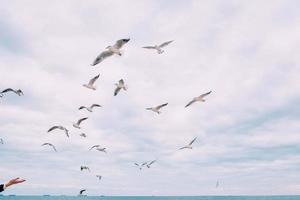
[114,79,127,96]
[96,175,102,180]
[135,162,148,170]
[0,138,3,144]
[41,143,57,152]
[79,189,86,195]
[146,103,168,114]
[179,137,197,150]
[79,104,102,112]
[73,117,88,129]
[185,91,212,108]
[83,74,100,90]
[146,160,156,168]
[91,38,130,66]
[80,166,90,172]
[47,125,69,138]
[142,40,174,54]
[96,147,107,153]
[1,88,24,96]
[89,145,101,151]
[79,133,87,138]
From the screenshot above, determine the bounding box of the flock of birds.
[0,38,217,196]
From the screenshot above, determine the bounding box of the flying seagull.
[89,145,101,151]
[79,189,86,195]
[114,79,127,96]
[96,175,102,180]
[80,166,90,172]
[73,117,88,129]
[1,88,24,96]
[79,104,102,112]
[142,40,174,54]
[47,125,69,138]
[179,137,197,150]
[185,91,212,108]
[83,74,100,90]
[91,38,130,66]
[146,103,168,114]
[0,138,3,144]
[79,133,87,138]
[146,160,156,168]
[96,147,107,153]
[135,162,148,170]
[42,143,57,152]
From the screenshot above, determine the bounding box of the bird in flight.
[83,74,100,90]
[179,137,198,150]
[80,166,90,172]
[47,125,69,138]
[79,104,102,112]
[73,117,88,129]
[42,143,57,152]
[146,103,168,114]
[96,175,102,180]
[146,160,157,168]
[1,88,24,96]
[79,189,86,195]
[91,38,130,66]
[142,40,174,54]
[185,91,212,108]
[114,79,127,96]
[79,133,87,138]
[135,162,148,170]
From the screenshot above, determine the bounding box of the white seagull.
[135,162,148,170]
[142,40,174,54]
[80,166,90,172]
[1,88,24,96]
[83,74,100,90]
[146,160,156,168]
[179,137,197,150]
[79,133,87,138]
[91,38,130,66]
[185,91,212,108]
[79,104,102,112]
[114,79,127,96]
[146,103,168,114]
[42,143,57,152]
[96,175,102,180]
[73,117,88,129]
[47,125,69,138]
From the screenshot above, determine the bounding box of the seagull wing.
[119,79,124,85]
[199,91,212,98]
[159,40,173,48]
[113,38,130,49]
[91,104,101,109]
[80,189,86,195]
[156,103,168,110]
[89,145,100,151]
[79,106,87,110]
[189,137,197,145]
[1,88,15,93]
[77,117,88,125]
[88,74,100,85]
[134,163,139,166]
[185,99,196,108]
[91,50,113,66]
[148,160,156,165]
[142,46,156,49]
[47,126,59,132]
[114,87,121,96]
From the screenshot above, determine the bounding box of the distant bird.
[73,117,88,129]
[146,103,168,114]
[91,38,130,66]
[216,181,220,188]
[79,189,86,195]
[83,74,100,90]
[0,138,3,144]
[179,137,197,150]
[79,133,87,138]
[79,104,102,112]
[41,143,57,152]
[1,88,24,96]
[185,91,212,108]
[96,175,102,180]
[146,160,156,168]
[80,166,90,172]
[114,79,127,96]
[47,125,69,138]
[135,162,148,170]
[96,147,107,153]
[142,40,174,54]
[89,145,101,151]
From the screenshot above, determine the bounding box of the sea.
[0,196,299,200]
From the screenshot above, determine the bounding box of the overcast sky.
[0,0,300,196]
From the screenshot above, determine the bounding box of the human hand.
[5,178,26,188]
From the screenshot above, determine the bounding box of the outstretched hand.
[5,178,26,188]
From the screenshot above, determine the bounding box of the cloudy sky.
[0,0,300,196]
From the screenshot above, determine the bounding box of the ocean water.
[0,196,299,200]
